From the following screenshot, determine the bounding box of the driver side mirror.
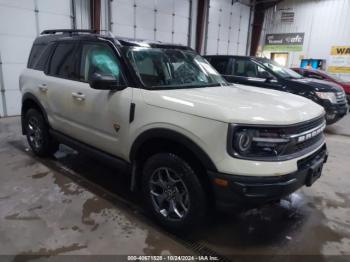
[259,71,275,82]
[89,73,126,90]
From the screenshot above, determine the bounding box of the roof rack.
[40,29,98,35]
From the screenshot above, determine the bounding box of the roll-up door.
[205,0,250,55]
[110,0,191,46]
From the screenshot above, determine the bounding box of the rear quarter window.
[27,44,46,69]
[27,43,55,71]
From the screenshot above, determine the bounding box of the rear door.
[65,40,132,158]
[206,56,232,78]
[44,41,80,135]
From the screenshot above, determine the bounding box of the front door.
[65,41,132,159]
[226,58,282,90]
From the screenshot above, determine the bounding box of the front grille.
[283,115,325,135]
[336,92,347,104]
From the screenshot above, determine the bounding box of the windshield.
[126,47,228,89]
[262,60,303,79]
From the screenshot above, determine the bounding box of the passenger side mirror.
[89,73,126,90]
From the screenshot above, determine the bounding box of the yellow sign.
[331,46,350,56]
[329,46,350,73]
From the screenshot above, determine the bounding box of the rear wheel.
[142,153,207,232]
[24,109,58,157]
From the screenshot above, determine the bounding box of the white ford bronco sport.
[20,29,328,231]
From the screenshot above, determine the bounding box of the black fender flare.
[129,128,217,172]
[21,92,49,134]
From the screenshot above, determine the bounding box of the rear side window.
[209,57,229,74]
[28,44,46,69]
[48,42,78,80]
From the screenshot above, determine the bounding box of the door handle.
[38,84,48,92]
[72,92,85,101]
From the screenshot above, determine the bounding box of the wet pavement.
[0,115,350,259]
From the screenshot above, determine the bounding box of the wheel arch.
[21,93,49,135]
[129,128,217,192]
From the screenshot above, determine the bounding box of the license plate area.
[305,159,324,187]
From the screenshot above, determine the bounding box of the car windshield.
[126,47,228,89]
[262,60,303,79]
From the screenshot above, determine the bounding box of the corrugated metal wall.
[261,0,350,79]
[205,0,251,55]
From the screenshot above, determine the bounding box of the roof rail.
[40,29,97,35]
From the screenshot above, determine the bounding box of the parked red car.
[292,68,350,104]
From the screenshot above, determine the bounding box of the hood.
[339,82,350,93]
[142,85,324,125]
[287,78,344,92]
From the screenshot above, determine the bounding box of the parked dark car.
[291,67,350,104]
[204,56,348,124]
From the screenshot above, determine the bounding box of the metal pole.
[71,0,77,29]
[34,0,40,36]
[0,52,7,117]
[203,0,210,55]
[108,0,112,31]
[187,0,193,47]
[246,0,255,55]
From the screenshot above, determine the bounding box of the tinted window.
[28,44,46,69]
[209,57,229,74]
[79,43,124,84]
[49,42,78,79]
[32,43,54,71]
[233,59,271,78]
[305,71,324,79]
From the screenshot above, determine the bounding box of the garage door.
[0,0,73,116]
[205,0,251,55]
[110,0,191,46]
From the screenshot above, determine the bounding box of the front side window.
[126,47,228,89]
[233,59,272,79]
[48,42,78,79]
[79,43,124,84]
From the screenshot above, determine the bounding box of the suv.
[205,55,348,124]
[21,30,327,231]
[291,67,350,104]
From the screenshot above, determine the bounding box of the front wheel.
[142,153,207,232]
[24,109,58,157]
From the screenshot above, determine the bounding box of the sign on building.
[328,46,350,73]
[264,33,304,51]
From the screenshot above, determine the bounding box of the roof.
[203,55,270,61]
[34,29,192,50]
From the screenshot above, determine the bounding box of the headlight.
[228,117,326,161]
[315,92,337,104]
[229,126,290,159]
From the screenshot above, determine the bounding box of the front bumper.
[208,144,328,211]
